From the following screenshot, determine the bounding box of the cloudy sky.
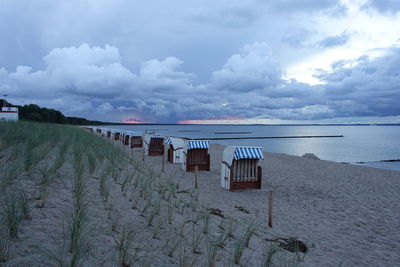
[1,0,400,123]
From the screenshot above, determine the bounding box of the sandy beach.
[137,143,400,266]
[2,124,400,266]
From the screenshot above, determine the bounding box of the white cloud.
[1,41,400,123]
[97,102,114,113]
[212,42,282,92]
[139,57,194,85]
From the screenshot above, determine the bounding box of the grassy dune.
[0,121,304,266]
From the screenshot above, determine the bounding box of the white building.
[0,107,18,121]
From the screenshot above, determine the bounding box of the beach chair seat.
[130,136,143,148]
[123,134,130,145]
[186,148,210,171]
[148,136,164,156]
[114,132,120,141]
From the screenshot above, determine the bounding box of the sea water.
[102,125,400,171]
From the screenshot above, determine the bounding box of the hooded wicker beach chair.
[129,132,143,148]
[165,137,185,164]
[144,134,164,156]
[183,140,210,172]
[221,146,263,191]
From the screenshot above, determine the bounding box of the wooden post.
[142,147,145,162]
[161,152,165,172]
[194,165,198,189]
[268,191,273,228]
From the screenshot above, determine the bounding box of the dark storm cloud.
[318,32,351,48]
[282,30,352,52]
[0,43,312,121]
[363,0,400,13]
[267,0,345,13]
[0,0,348,83]
[187,1,261,28]
[316,46,400,117]
[281,28,313,48]
[1,42,399,122]
[0,0,398,122]
[187,0,345,27]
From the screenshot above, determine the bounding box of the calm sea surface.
[101,125,400,171]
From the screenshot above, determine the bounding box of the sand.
[139,143,400,266]
[4,133,400,266]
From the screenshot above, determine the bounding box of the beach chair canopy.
[168,137,185,149]
[182,140,210,171]
[234,147,264,160]
[164,137,172,145]
[143,134,163,142]
[143,134,164,155]
[187,140,210,150]
[223,146,264,166]
[127,131,142,137]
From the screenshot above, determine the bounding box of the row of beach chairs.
[85,127,264,191]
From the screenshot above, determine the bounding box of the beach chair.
[122,132,130,146]
[221,146,263,191]
[183,140,210,172]
[114,131,121,141]
[144,134,164,156]
[129,132,143,148]
[165,137,185,164]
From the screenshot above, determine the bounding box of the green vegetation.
[1,99,106,125]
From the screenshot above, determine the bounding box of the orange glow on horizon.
[122,117,148,124]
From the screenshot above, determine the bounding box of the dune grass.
[0,226,10,263]
[0,188,22,238]
[115,226,139,266]
[0,121,308,266]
